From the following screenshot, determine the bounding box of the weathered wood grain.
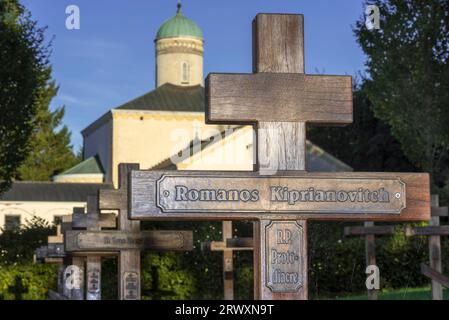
[226,237,254,249]
[421,263,449,289]
[258,122,306,173]
[65,230,193,252]
[344,225,395,236]
[116,164,141,300]
[429,195,443,300]
[253,14,304,73]
[405,226,449,236]
[206,73,352,125]
[86,256,101,300]
[99,189,127,211]
[72,211,116,229]
[364,222,378,300]
[431,206,448,217]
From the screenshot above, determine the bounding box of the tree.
[308,85,417,173]
[17,81,79,181]
[0,0,51,192]
[354,0,449,188]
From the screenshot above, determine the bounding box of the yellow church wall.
[111,110,231,187]
[177,125,255,171]
[0,201,85,234]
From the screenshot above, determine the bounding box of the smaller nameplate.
[123,272,139,300]
[65,230,193,252]
[266,221,304,293]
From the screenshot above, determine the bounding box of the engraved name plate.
[156,175,406,213]
[265,221,304,293]
[65,230,193,252]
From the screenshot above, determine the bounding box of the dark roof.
[116,83,204,112]
[0,182,113,202]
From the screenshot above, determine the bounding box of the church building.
[0,5,351,232]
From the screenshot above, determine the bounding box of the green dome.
[156,6,203,40]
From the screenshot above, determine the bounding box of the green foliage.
[0,216,55,265]
[354,0,449,187]
[142,252,195,300]
[308,221,433,298]
[0,217,58,300]
[0,263,57,300]
[0,0,52,192]
[17,81,79,180]
[308,86,417,173]
[137,221,253,300]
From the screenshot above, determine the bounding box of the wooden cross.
[202,221,253,300]
[34,215,80,300]
[128,13,431,300]
[71,196,117,300]
[344,221,395,299]
[35,224,66,264]
[95,163,193,300]
[406,194,449,300]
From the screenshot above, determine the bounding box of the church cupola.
[155,2,204,88]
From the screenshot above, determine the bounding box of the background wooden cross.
[201,221,253,300]
[344,221,395,300]
[406,194,449,300]
[34,212,82,300]
[98,163,141,300]
[73,195,117,300]
[35,223,66,264]
[206,14,352,300]
[97,163,193,300]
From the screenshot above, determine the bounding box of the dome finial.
[177,0,182,14]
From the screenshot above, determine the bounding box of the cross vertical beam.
[364,221,378,300]
[222,221,234,300]
[429,195,443,300]
[85,195,102,300]
[252,14,307,300]
[405,194,448,300]
[100,163,141,300]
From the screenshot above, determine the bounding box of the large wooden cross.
[128,13,430,300]
[406,194,449,299]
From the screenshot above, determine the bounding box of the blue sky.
[22,0,368,151]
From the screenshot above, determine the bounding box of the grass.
[331,286,449,300]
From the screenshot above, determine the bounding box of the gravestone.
[128,13,430,300]
[406,194,449,299]
[344,221,395,299]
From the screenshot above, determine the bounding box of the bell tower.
[155,3,204,87]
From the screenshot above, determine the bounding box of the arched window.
[181,61,190,84]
